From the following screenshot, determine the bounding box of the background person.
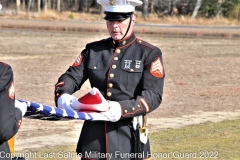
[54,0,165,159]
[0,62,27,160]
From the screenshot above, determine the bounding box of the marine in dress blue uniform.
[0,62,27,160]
[54,0,165,159]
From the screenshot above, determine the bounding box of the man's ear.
[131,14,136,24]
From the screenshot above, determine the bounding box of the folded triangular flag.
[70,87,109,112]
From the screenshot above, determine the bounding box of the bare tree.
[27,0,33,15]
[216,0,225,19]
[37,0,41,12]
[16,0,21,13]
[78,0,85,12]
[142,0,149,18]
[86,0,89,12]
[191,0,201,19]
[57,0,61,12]
[42,0,47,12]
[238,7,240,22]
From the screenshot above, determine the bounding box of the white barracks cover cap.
[97,0,143,13]
[97,0,143,20]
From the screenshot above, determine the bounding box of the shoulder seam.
[88,38,108,45]
[0,61,8,66]
[136,39,155,50]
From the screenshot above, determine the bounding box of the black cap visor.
[104,12,133,21]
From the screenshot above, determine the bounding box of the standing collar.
[111,33,136,47]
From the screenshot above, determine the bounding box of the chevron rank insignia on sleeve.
[150,57,164,78]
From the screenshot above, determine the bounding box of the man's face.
[106,15,135,40]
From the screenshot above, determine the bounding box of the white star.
[83,113,91,120]
[36,104,44,111]
[61,109,68,117]
[50,107,56,115]
[73,111,79,119]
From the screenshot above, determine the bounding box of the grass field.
[150,119,240,160]
[12,119,240,160]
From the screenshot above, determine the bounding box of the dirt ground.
[0,19,240,155]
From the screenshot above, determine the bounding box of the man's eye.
[108,20,123,23]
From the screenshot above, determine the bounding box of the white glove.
[15,100,27,116]
[57,93,77,111]
[101,101,122,122]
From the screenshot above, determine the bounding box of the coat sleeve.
[119,47,165,118]
[0,63,22,144]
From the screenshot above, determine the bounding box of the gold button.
[124,110,128,113]
[114,57,118,61]
[122,41,126,45]
[130,69,134,72]
[110,73,114,78]
[132,107,135,111]
[116,49,121,54]
[113,40,115,44]
[138,105,140,108]
[112,65,117,69]
[138,39,142,43]
[56,93,59,96]
[94,66,97,70]
[107,92,112,97]
[108,83,113,88]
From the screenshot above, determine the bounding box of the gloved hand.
[15,100,27,116]
[57,93,77,111]
[101,101,122,122]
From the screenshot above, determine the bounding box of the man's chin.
[111,35,122,41]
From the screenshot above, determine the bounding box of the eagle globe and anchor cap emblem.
[109,0,115,5]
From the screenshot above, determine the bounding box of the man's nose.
[113,23,119,27]
[112,23,119,28]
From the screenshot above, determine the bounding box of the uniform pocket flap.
[87,59,106,70]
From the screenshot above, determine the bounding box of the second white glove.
[101,101,122,122]
[57,93,77,111]
[15,100,27,116]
